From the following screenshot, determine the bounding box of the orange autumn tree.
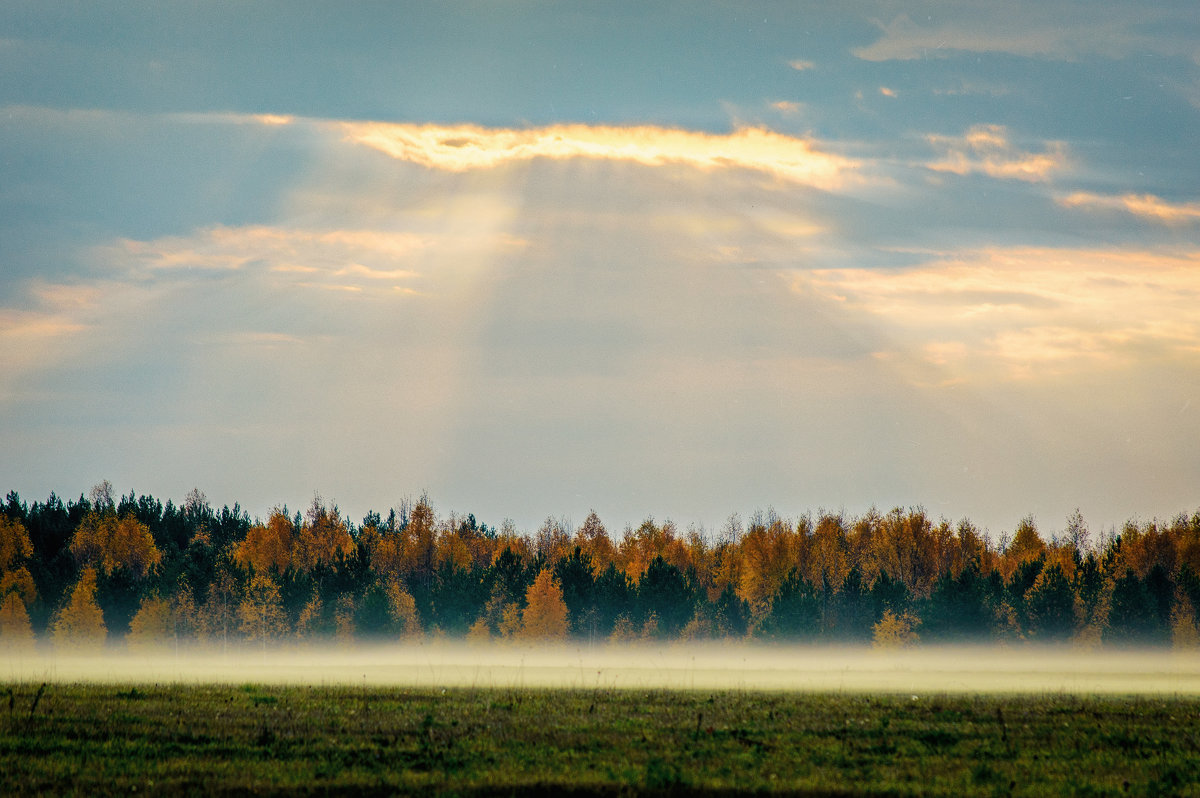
[69,511,162,580]
[534,516,573,565]
[293,497,354,573]
[617,518,696,581]
[872,609,919,649]
[0,567,36,608]
[0,515,37,641]
[53,566,107,649]
[234,508,295,573]
[127,596,174,648]
[0,592,34,646]
[364,524,409,585]
[385,578,421,637]
[574,511,617,571]
[1001,515,1048,581]
[0,515,33,573]
[0,590,33,648]
[238,572,286,644]
[435,523,476,573]
[738,514,800,620]
[807,512,851,589]
[521,569,568,639]
[872,508,939,598]
[403,497,439,591]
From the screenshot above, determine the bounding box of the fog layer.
[4,643,1199,694]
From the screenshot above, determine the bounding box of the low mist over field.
[6,643,1200,695]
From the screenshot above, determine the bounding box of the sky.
[2,1,1198,540]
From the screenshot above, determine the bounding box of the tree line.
[1,482,1198,649]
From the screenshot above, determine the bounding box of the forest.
[1,483,1198,649]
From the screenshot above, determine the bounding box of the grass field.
[3,681,1199,796]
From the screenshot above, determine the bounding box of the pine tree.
[1105,569,1157,645]
[637,557,694,638]
[1025,563,1077,640]
[757,569,820,640]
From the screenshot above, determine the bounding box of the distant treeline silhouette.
[2,483,1198,649]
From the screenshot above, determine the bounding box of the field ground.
[3,682,1199,796]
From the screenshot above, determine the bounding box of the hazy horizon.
[7,642,1200,695]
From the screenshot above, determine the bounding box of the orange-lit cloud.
[770,100,803,114]
[0,309,87,349]
[799,247,1200,380]
[788,59,815,71]
[342,122,860,189]
[925,124,1067,182]
[0,284,101,388]
[253,114,295,126]
[879,87,897,98]
[1059,191,1200,224]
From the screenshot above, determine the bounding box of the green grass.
[3,682,1200,796]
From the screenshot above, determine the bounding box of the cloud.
[931,81,1011,97]
[0,104,302,130]
[769,100,804,114]
[788,59,815,71]
[853,11,1192,62]
[799,246,1200,381]
[925,124,1067,182]
[0,308,88,385]
[0,282,102,350]
[0,217,537,392]
[94,225,525,293]
[879,87,897,98]
[253,114,295,126]
[342,122,860,189]
[1059,192,1200,225]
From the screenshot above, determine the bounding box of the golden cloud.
[925,124,1067,182]
[252,114,295,126]
[1059,192,1200,224]
[0,309,87,342]
[800,247,1200,380]
[342,122,859,189]
[0,302,91,383]
[770,100,804,114]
